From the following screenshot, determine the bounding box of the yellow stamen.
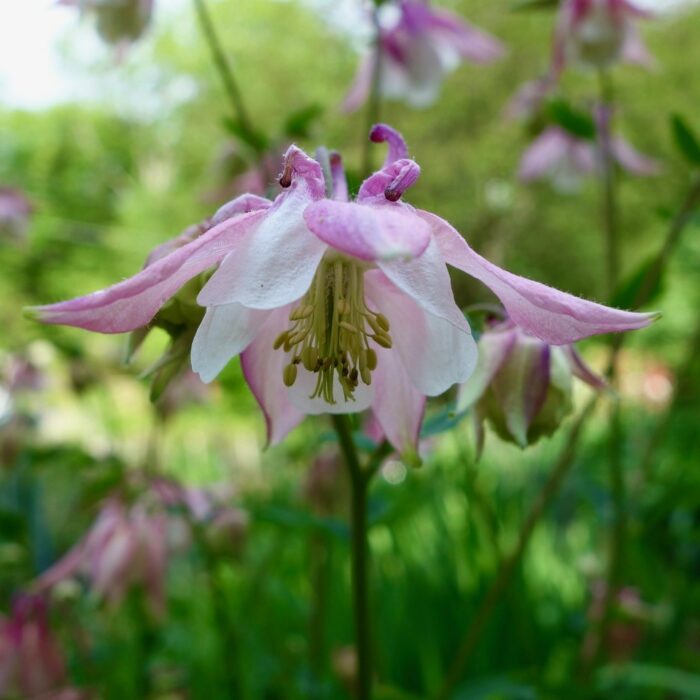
[272,256,393,404]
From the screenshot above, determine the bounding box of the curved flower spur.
[28,125,654,459]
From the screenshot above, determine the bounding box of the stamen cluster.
[273,257,392,404]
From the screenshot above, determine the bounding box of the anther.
[283,364,298,387]
[375,314,390,332]
[279,157,294,188]
[365,348,378,371]
[273,331,289,350]
[372,333,392,349]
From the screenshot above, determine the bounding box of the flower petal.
[365,270,476,396]
[357,158,421,202]
[611,137,661,176]
[240,306,305,445]
[28,209,266,333]
[424,7,505,63]
[287,368,375,416]
[564,345,608,390]
[191,303,270,383]
[198,186,327,309]
[424,211,656,343]
[210,193,273,226]
[369,123,409,166]
[377,236,470,331]
[519,128,571,181]
[370,345,426,460]
[457,325,516,412]
[304,200,430,262]
[341,55,373,113]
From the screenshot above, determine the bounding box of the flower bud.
[459,320,606,451]
[91,0,154,45]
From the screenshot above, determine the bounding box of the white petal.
[191,303,269,383]
[198,187,327,310]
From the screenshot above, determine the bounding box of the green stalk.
[361,4,383,177]
[332,414,373,700]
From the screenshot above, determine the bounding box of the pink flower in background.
[519,125,660,192]
[0,595,66,698]
[343,0,504,110]
[59,0,154,47]
[553,0,654,74]
[458,317,608,451]
[30,125,654,458]
[0,187,32,241]
[34,498,170,618]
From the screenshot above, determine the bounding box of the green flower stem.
[192,0,256,146]
[597,69,619,301]
[361,4,383,178]
[331,414,374,700]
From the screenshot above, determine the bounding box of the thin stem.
[432,398,597,700]
[192,0,257,148]
[361,5,383,177]
[597,69,618,301]
[332,414,373,700]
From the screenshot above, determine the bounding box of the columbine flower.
[59,0,154,47]
[519,125,660,192]
[553,0,654,74]
[29,124,653,458]
[34,497,170,618]
[343,0,504,111]
[458,318,608,451]
[0,595,66,698]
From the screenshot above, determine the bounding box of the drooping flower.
[59,0,154,47]
[34,497,171,618]
[518,124,660,192]
[458,317,608,451]
[0,595,67,698]
[343,0,504,111]
[29,124,654,459]
[553,0,654,75]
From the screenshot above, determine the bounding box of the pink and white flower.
[34,498,170,618]
[519,125,660,192]
[458,318,607,451]
[553,0,654,74]
[0,595,66,698]
[29,125,654,458]
[343,0,504,111]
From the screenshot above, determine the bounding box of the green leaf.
[598,663,700,698]
[671,114,700,166]
[547,99,597,140]
[283,104,323,139]
[611,255,664,309]
[454,677,538,700]
[511,0,559,11]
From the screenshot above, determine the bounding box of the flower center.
[273,257,392,404]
